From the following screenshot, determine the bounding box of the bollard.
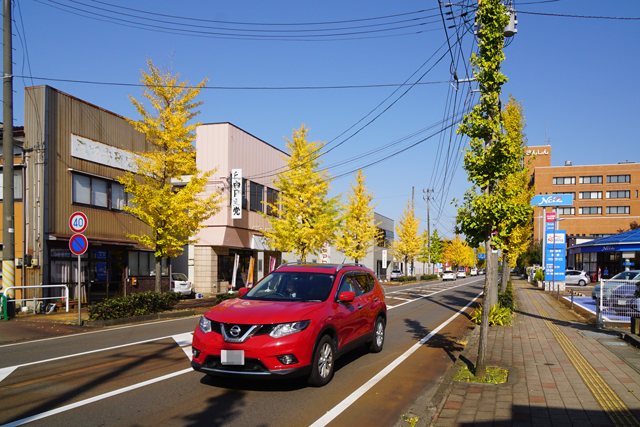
[570,289,574,310]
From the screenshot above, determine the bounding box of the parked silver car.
[564,270,590,286]
[592,271,640,304]
[390,269,402,281]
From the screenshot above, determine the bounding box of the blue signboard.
[531,194,574,207]
[545,230,566,281]
[478,253,486,260]
[624,262,635,266]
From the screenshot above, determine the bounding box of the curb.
[82,310,197,327]
[393,325,480,427]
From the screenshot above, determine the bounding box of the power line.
[86,0,441,27]
[13,75,450,90]
[517,10,640,20]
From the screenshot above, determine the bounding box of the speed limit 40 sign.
[69,212,88,234]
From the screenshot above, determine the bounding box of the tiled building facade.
[527,145,640,243]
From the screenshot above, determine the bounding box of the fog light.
[277,354,298,365]
[192,347,201,358]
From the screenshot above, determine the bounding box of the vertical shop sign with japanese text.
[231,169,242,219]
[321,242,330,263]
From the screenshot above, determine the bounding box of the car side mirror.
[339,291,355,302]
[238,287,249,297]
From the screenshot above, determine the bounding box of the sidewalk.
[424,279,640,427]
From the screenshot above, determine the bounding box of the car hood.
[204,298,323,324]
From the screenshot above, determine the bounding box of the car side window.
[353,273,372,294]
[337,278,353,295]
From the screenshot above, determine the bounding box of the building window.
[553,192,575,197]
[579,176,602,184]
[578,191,602,200]
[553,177,575,185]
[0,168,24,201]
[607,175,630,183]
[579,207,602,215]
[553,207,575,215]
[72,173,126,210]
[266,187,278,216]
[607,190,630,199]
[606,206,630,214]
[128,251,168,276]
[250,181,264,212]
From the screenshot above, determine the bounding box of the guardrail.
[595,278,639,324]
[0,285,70,319]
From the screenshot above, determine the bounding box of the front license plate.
[618,300,627,305]
[221,350,245,365]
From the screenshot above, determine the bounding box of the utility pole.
[2,0,16,305]
[423,188,433,274]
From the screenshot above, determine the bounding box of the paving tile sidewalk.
[430,279,640,427]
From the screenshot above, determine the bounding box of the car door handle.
[358,305,363,310]
[374,297,378,302]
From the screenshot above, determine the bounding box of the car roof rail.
[335,262,365,273]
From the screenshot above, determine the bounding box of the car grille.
[209,321,275,338]
[203,355,269,373]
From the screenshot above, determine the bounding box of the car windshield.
[610,271,640,281]
[243,271,335,302]
[172,273,188,281]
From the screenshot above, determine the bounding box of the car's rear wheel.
[369,317,385,353]
[579,280,586,286]
[308,335,335,387]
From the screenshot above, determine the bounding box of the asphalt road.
[0,277,484,427]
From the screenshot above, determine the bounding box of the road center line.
[388,279,482,310]
[309,291,483,427]
[0,333,192,378]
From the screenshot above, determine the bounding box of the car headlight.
[269,320,311,338]
[198,316,212,334]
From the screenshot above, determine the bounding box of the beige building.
[188,123,289,294]
[527,145,640,243]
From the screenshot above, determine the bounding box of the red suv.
[191,263,387,386]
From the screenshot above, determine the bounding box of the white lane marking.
[0,368,194,427]
[0,316,199,349]
[0,333,193,384]
[309,291,483,427]
[0,367,17,383]
[172,333,194,361]
[386,297,413,302]
[388,279,482,311]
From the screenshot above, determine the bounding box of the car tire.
[308,335,335,387]
[369,317,385,353]
[578,280,586,286]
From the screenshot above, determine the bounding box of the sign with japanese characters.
[231,169,242,219]
[321,242,330,263]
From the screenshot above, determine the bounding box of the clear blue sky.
[7,0,640,240]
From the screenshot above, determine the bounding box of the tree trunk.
[476,228,497,379]
[501,253,510,293]
[155,256,162,293]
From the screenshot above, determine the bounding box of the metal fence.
[0,285,70,315]
[595,279,640,323]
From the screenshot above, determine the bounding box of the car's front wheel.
[308,335,335,387]
[369,317,385,353]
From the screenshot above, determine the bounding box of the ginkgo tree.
[496,96,534,291]
[389,200,421,275]
[417,228,443,273]
[336,170,380,263]
[263,125,341,261]
[120,60,223,293]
